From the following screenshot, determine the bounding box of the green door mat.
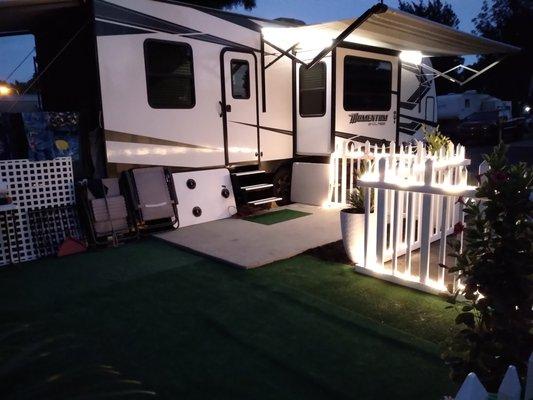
[244,209,311,225]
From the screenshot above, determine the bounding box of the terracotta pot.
[340,209,375,265]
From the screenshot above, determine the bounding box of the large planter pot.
[340,209,375,266]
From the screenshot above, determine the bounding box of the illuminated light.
[399,51,423,66]
[0,85,12,96]
[524,105,531,113]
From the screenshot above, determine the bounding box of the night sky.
[0,0,483,83]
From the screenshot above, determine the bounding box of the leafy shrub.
[424,125,451,155]
[441,143,532,392]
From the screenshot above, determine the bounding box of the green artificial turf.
[0,239,457,399]
[244,209,311,225]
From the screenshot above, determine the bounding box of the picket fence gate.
[330,139,477,293]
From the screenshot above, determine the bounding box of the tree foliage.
[465,0,533,105]
[179,0,255,10]
[441,143,533,391]
[398,0,464,95]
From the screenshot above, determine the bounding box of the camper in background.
[436,90,526,142]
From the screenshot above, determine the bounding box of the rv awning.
[262,4,520,58]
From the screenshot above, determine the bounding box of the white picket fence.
[330,139,476,293]
[451,353,533,400]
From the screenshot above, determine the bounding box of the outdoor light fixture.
[0,85,13,96]
[399,50,423,65]
[524,105,531,113]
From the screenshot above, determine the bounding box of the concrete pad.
[155,203,342,269]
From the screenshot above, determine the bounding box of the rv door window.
[144,40,195,109]
[343,56,392,111]
[299,62,326,117]
[230,60,250,99]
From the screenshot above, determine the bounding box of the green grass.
[0,239,457,399]
[244,209,311,225]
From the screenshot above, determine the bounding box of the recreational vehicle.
[0,0,520,210]
[438,90,512,121]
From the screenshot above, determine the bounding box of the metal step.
[241,183,273,192]
[247,197,282,206]
[232,170,265,177]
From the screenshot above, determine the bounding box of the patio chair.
[77,178,138,245]
[123,166,179,232]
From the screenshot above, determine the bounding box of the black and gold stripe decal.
[105,130,221,151]
[94,0,260,51]
[229,121,293,136]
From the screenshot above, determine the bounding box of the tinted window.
[343,56,392,111]
[299,62,327,117]
[231,60,250,99]
[144,40,195,108]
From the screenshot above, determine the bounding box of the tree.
[398,0,464,95]
[180,0,255,10]
[466,0,533,107]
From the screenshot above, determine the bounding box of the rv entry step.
[248,197,283,206]
[230,169,281,207]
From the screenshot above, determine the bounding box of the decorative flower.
[453,222,464,235]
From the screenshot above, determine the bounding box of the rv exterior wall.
[98,34,226,168]
[397,58,438,141]
[335,47,399,143]
[260,44,293,162]
[295,51,332,156]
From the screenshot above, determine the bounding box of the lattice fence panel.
[0,157,75,265]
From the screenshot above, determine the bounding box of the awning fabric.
[264,5,520,57]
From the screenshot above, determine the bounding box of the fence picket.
[419,159,434,285]
[455,373,489,400]
[525,353,533,400]
[497,366,521,400]
[376,158,387,266]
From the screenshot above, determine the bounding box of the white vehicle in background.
[438,90,512,121]
[438,90,526,143]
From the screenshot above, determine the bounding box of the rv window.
[231,60,250,99]
[343,56,392,111]
[299,62,326,117]
[144,40,195,109]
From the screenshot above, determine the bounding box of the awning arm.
[306,2,387,69]
[262,3,388,72]
[265,42,299,70]
[420,55,507,86]
[263,39,308,66]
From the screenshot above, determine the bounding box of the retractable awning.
[262,3,520,85]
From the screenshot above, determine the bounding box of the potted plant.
[340,186,374,266]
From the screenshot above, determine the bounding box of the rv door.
[334,47,399,143]
[221,50,259,165]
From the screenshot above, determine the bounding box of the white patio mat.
[155,203,342,269]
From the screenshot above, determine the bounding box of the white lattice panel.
[0,157,75,265]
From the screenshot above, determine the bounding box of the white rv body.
[93,0,438,174]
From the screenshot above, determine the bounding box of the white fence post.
[419,159,434,285]
[376,157,387,267]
